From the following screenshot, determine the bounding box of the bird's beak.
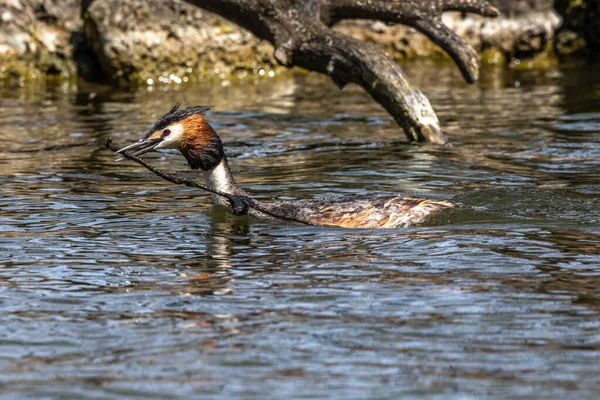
[115,137,163,159]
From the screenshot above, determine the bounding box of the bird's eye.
[162,129,171,137]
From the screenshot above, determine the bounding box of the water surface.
[1,63,599,399]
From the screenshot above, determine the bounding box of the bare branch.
[412,18,480,83]
[443,0,500,17]
[188,0,453,143]
[324,0,500,83]
[86,0,498,143]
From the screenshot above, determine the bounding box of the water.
[1,63,599,399]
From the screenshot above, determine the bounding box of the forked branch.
[85,0,498,143]
[187,0,498,144]
[325,0,499,83]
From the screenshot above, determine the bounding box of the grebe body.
[117,104,457,228]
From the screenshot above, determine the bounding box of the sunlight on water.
[1,63,599,399]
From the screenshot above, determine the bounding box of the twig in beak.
[106,137,312,224]
[115,140,144,154]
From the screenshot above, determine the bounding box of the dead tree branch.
[324,0,499,83]
[84,0,498,144]
[185,0,498,144]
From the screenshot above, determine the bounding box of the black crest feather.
[144,103,211,138]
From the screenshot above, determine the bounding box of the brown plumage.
[180,114,214,147]
[117,104,459,229]
[252,195,457,228]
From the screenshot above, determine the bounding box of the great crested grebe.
[116,104,457,228]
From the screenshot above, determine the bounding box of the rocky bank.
[0,0,595,85]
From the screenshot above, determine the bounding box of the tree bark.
[184,0,498,144]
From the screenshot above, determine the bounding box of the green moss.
[480,49,507,66]
[216,24,233,34]
[509,44,558,70]
[0,58,79,85]
[0,60,41,81]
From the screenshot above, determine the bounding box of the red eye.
[162,129,171,136]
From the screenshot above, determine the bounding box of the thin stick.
[106,138,312,225]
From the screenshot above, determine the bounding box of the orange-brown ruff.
[117,104,458,229]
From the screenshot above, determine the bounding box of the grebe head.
[116,103,224,170]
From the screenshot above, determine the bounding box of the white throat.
[202,160,239,207]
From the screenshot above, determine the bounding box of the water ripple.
[1,64,599,399]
